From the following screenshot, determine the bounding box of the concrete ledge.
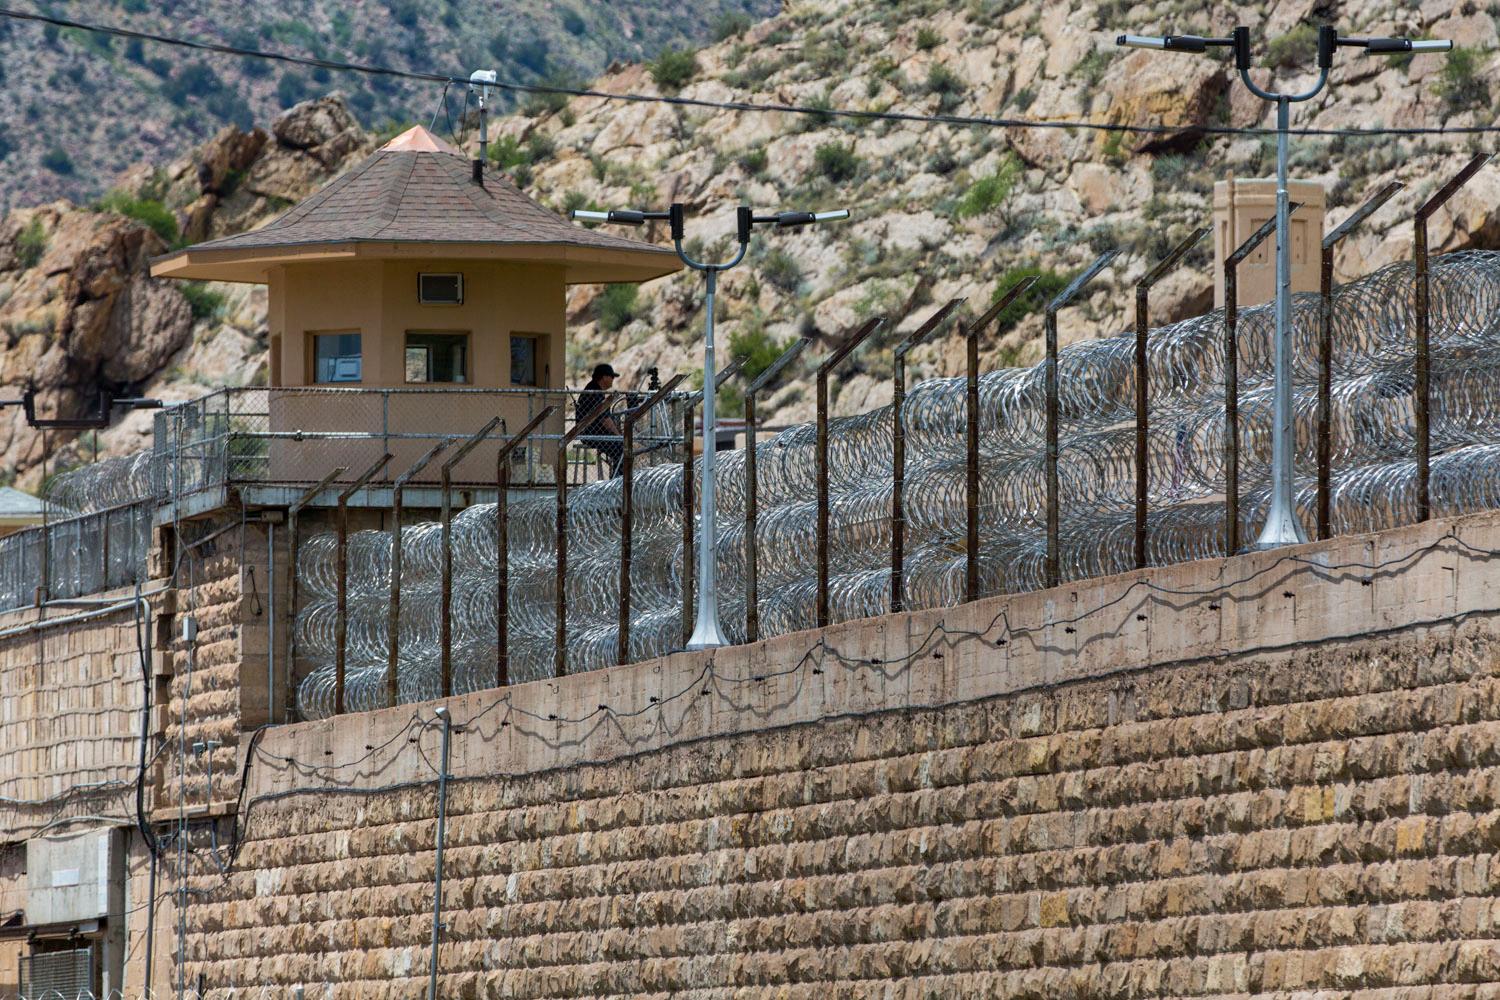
[245,509,1500,800]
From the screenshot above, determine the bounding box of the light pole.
[1118,26,1451,548]
[572,203,848,648]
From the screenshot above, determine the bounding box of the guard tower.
[151,125,678,483]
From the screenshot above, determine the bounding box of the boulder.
[196,126,269,195]
[271,96,366,167]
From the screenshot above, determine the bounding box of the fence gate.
[19,943,95,999]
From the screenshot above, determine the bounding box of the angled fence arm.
[815,316,886,627]
[387,438,455,707]
[618,374,686,665]
[891,299,963,613]
[1134,226,1210,569]
[439,417,502,697]
[495,407,555,689]
[334,454,392,716]
[284,465,346,719]
[1044,251,1119,588]
[1318,181,1402,539]
[745,338,809,641]
[1414,153,1489,522]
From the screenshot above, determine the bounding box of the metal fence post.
[1134,227,1210,569]
[556,399,612,677]
[743,339,809,641]
[439,418,502,697]
[285,467,345,717]
[335,454,391,716]
[388,439,454,708]
[617,375,686,665]
[1318,181,1403,539]
[1223,209,1294,556]
[958,282,1038,603]
[1044,251,1118,589]
[496,408,554,689]
[680,399,695,647]
[1414,153,1489,522]
[816,317,886,627]
[891,301,963,613]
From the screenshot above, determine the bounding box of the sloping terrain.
[0,0,773,211]
[3,0,1500,489]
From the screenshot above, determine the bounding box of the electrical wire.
[1,5,1497,140]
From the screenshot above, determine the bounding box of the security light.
[1115,24,1455,549]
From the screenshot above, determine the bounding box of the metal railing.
[152,385,687,497]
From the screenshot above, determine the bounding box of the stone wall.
[157,515,265,816]
[177,511,1500,998]
[0,587,149,839]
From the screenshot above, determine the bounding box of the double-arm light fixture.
[1119,25,1450,548]
[573,202,848,649]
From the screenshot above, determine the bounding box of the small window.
[406,332,468,383]
[510,335,540,386]
[418,272,463,305]
[313,332,362,383]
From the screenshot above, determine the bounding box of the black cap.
[592,363,620,379]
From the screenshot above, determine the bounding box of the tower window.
[312,332,362,383]
[405,332,468,383]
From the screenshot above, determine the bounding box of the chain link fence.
[152,386,686,495]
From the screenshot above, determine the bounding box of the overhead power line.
[2,5,1498,140]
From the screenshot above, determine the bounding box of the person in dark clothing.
[576,363,624,476]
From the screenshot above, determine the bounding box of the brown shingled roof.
[150,126,679,285]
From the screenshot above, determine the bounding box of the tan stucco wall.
[269,260,565,390]
[169,509,1500,997]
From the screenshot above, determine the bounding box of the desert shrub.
[729,322,788,382]
[276,71,310,108]
[990,265,1071,335]
[1436,47,1489,111]
[1072,49,1113,86]
[713,11,752,41]
[15,218,46,269]
[760,249,802,292]
[180,282,227,321]
[95,191,179,244]
[1265,24,1318,69]
[738,147,769,175]
[926,63,965,112]
[814,142,860,182]
[954,154,1021,218]
[597,284,639,332]
[41,147,73,175]
[915,26,942,50]
[561,8,586,35]
[650,48,699,91]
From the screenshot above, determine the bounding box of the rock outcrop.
[0,97,371,488]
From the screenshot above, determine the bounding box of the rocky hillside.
[516,0,1500,421]
[4,0,1500,488]
[0,0,774,211]
[0,98,371,488]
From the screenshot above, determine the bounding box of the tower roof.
[150,126,679,285]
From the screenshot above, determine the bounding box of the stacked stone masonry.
[190,621,1500,997]
[160,516,261,813]
[0,591,146,838]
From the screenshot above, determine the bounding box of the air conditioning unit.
[418,272,463,305]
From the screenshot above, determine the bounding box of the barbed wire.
[289,251,1500,716]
